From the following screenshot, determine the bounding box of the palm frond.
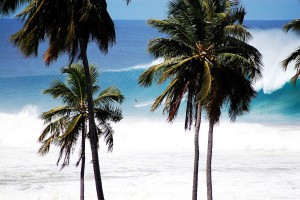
[224,24,252,41]
[148,18,197,46]
[97,123,114,152]
[38,116,68,142]
[0,0,30,15]
[166,80,190,122]
[196,61,212,103]
[284,19,300,34]
[148,38,195,58]
[95,106,123,123]
[282,47,300,69]
[94,86,124,106]
[229,4,246,24]
[158,55,199,84]
[38,135,55,156]
[151,78,178,112]
[138,58,181,87]
[41,106,72,124]
[201,0,215,20]
[43,80,78,106]
[58,114,83,140]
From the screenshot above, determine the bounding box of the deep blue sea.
[1,19,300,200]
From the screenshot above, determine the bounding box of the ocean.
[0,19,300,200]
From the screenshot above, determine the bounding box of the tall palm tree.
[139,0,261,200]
[139,1,213,197]
[38,64,124,200]
[282,19,300,84]
[9,0,129,199]
[199,2,262,200]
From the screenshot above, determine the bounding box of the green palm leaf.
[58,114,83,140]
[284,19,300,33]
[41,106,72,124]
[197,61,212,103]
[94,86,124,106]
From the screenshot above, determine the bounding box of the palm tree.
[9,1,129,199]
[139,1,213,197]
[198,2,262,200]
[38,64,124,200]
[282,19,300,84]
[139,0,261,200]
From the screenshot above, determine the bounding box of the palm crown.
[10,0,115,65]
[38,64,124,169]
[139,0,262,128]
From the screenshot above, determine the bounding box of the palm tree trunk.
[79,37,105,200]
[192,103,202,200]
[80,122,86,200]
[206,119,214,200]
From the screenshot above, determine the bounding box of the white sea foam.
[105,58,164,72]
[250,29,299,93]
[0,106,299,152]
[0,105,43,148]
[112,118,300,153]
[1,109,300,200]
[132,101,154,108]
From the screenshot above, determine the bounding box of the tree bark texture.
[206,120,214,200]
[80,122,86,200]
[192,103,202,200]
[80,38,105,200]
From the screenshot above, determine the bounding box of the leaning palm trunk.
[206,119,214,200]
[192,103,202,200]
[80,122,86,200]
[79,37,105,200]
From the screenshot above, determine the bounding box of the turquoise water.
[0,19,299,122]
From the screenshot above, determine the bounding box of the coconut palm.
[282,19,300,84]
[38,64,123,200]
[199,2,262,200]
[10,0,128,199]
[139,1,213,196]
[138,0,261,200]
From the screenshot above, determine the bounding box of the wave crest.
[105,58,164,72]
[251,29,299,93]
[0,105,42,148]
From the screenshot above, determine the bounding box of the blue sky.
[108,0,300,20]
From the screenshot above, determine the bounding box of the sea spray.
[105,58,164,72]
[0,105,43,148]
[111,119,300,153]
[250,29,299,93]
[1,104,300,152]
